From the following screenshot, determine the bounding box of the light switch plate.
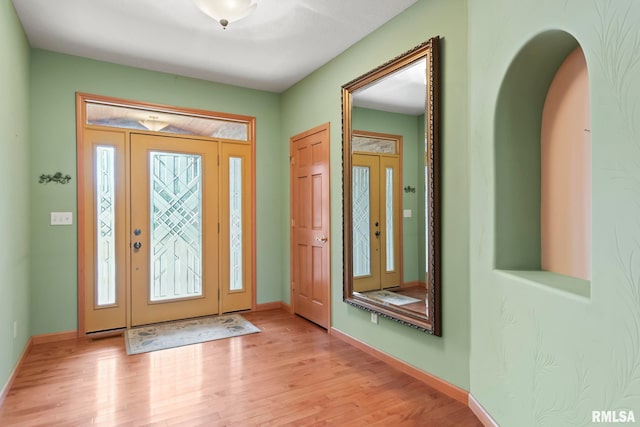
[50,212,73,225]
[403,209,412,218]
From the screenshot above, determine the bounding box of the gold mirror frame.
[342,37,441,335]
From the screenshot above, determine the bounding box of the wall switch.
[13,321,17,339]
[370,312,378,324]
[403,209,412,218]
[50,212,73,225]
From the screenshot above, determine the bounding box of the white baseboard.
[469,393,499,426]
[0,337,32,407]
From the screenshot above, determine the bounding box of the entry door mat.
[362,290,422,306]
[125,314,260,355]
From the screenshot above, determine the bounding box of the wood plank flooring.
[0,309,481,426]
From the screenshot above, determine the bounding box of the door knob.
[315,235,328,243]
[133,242,142,251]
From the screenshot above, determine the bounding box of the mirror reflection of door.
[352,132,401,293]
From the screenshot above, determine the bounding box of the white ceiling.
[353,59,426,116]
[12,0,417,93]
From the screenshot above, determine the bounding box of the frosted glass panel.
[352,136,396,154]
[96,146,116,306]
[353,166,371,277]
[150,152,203,301]
[86,102,249,141]
[385,167,394,272]
[229,157,243,291]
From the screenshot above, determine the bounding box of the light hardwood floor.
[0,309,481,426]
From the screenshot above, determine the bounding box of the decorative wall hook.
[39,172,72,184]
[404,185,416,193]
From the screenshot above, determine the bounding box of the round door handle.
[315,235,328,243]
[133,242,142,250]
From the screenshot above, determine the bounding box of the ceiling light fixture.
[193,0,258,30]
[139,115,169,132]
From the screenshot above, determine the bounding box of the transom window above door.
[85,101,250,141]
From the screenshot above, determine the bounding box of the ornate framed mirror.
[342,37,441,335]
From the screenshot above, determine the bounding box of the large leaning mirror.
[342,37,441,335]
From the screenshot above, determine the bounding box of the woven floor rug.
[125,314,260,355]
[363,290,422,306]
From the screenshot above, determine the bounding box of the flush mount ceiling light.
[193,0,258,30]
[139,115,169,132]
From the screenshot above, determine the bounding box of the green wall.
[469,1,640,425]
[352,107,423,283]
[0,0,31,392]
[28,50,285,335]
[282,0,470,389]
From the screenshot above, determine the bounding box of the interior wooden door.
[290,124,331,329]
[130,133,219,326]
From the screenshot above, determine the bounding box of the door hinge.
[218,155,220,166]
[290,156,295,166]
[291,219,295,227]
[218,222,220,233]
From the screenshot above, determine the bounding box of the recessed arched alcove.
[494,30,591,294]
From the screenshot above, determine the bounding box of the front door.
[352,153,401,293]
[290,124,331,329]
[130,133,219,326]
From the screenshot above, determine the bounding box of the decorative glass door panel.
[96,146,117,306]
[149,152,203,301]
[130,134,219,326]
[352,166,372,278]
[352,155,380,292]
[379,156,400,289]
[220,142,253,313]
[82,129,127,333]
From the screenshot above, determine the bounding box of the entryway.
[77,94,255,334]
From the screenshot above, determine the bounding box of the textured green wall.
[352,107,422,282]
[469,1,640,425]
[281,0,470,389]
[29,50,284,335]
[0,0,30,392]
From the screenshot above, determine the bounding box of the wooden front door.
[130,133,220,326]
[290,124,331,329]
[352,153,401,293]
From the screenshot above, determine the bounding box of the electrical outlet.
[370,312,378,324]
[13,321,17,339]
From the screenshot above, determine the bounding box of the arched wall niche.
[541,47,591,281]
[494,30,591,294]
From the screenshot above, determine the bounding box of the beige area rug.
[362,290,422,306]
[125,314,260,355]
